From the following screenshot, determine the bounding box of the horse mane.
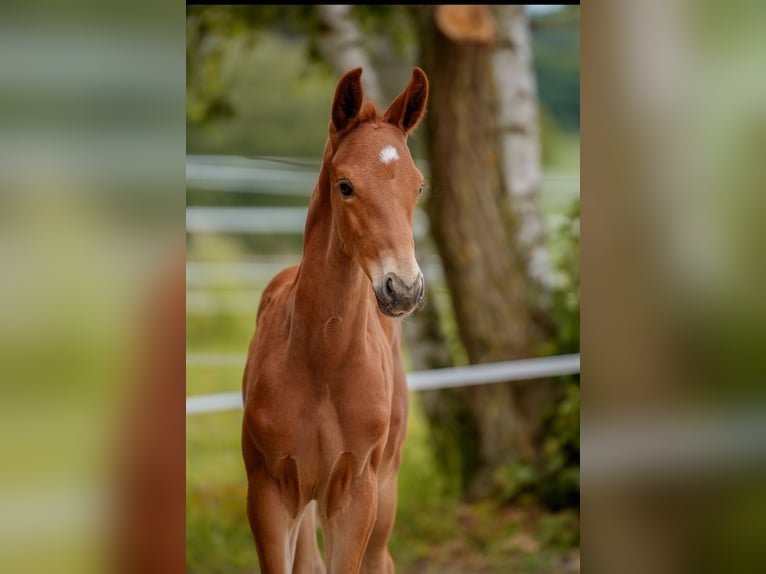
[356,100,380,124]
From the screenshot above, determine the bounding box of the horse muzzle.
[374,271,425,317]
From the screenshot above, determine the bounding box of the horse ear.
[331,67,365,132]
[383,67,429,135]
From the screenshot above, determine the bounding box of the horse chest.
[248,359,393,479]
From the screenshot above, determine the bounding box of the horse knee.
[274,455,301,519]
[326,451,357,518]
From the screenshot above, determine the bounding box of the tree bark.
[414,5,559,497]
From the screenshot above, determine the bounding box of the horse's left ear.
[383,67,429,135]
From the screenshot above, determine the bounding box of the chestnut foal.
[241,67,429,574]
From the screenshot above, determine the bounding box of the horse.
[241,66,429,574]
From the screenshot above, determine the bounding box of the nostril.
[410,274,424,297]
[385,276,396,301]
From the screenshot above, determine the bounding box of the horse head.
[326,67,429,317]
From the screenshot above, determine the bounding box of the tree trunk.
[413,5,559,497]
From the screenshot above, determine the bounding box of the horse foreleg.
[321,463,378,574]
[292,500,325,574]
[246,468,303,574]
[243,428,304,574]
[360,471,398,574]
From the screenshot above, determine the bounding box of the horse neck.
[290,140,374,347]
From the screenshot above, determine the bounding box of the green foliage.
[548,198,581,354]
[186,6,328,126]
[353,5,417,57]
[495,197,580,512]
[536,508,580,549]
[187,6,580,160]
[494,462,539,502]
[537,380,580,510]
[537,197,580,511]
[492,381,579,512]
[187,30,336,158]
[186,7,252,124]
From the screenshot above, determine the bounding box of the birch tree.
[493,5,553,290]
[413,4,559,496]
[315,5,384,105]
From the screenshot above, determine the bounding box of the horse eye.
[338,180,354,198]
[418,184,425,196]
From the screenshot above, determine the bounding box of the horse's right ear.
[331,67,364,132]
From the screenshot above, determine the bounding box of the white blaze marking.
[379,145,399,164]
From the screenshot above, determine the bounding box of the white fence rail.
[186,353,580,415]
[187,155,318,195]
[186,205,430,238]
[187,206,308,234]
[186,154,580,196]
[185,155,578,238]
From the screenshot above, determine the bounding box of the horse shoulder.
[243,361,306,464]
[243,265,303,452]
